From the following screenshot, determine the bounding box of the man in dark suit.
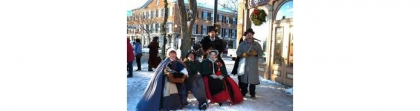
[200,26,227,65]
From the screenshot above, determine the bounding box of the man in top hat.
[200,26,227,65]
[236,28,264,98]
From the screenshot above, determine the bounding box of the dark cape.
[136,58,181,111]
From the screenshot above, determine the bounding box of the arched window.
[276,1,293,20]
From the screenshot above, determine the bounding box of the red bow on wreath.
[253,9,259,15]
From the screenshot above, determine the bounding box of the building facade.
[127,0,238,49]
[237,0,293,86]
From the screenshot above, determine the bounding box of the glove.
[241,52,248,58]
[248,50,258,56]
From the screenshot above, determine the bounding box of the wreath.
[250,7,267,26]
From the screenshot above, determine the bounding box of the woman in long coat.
[236,28,264,98]
[148,37,161,71]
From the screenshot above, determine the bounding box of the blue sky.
[276,1,293,19]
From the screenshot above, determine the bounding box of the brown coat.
[148,41,161,68]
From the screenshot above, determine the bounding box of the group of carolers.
[135,26,263,111]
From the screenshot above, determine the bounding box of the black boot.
[127,74,133,78]
[218,102,223,106]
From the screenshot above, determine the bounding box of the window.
[225,29,229,38]
[192,25,196,34]
[220,28,224,37]
[233,29,236,38]
[155,9,158,17]
[168,23,173,33]
[196,25,200,34]
[218,14,222,22]
[155,23,159,33]
[158,9,161,17]
[233,17,236,24]
[152,10,155,18]
[208,12,212,21]
[226,17,229,24]
[150,10,153,18]
[229,29,232,38]
[161,9,164,17]
[222,15,225,23]
[156,0,159,6]
[151,23,155,33]
[202,25,207,35]
[202,11,207,20]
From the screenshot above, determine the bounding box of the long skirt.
[203,76,243,104]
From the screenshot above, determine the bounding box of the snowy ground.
[128,56,293,111]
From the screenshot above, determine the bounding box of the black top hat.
[153,37,159,41]
[243,28,255,35]
[208,26,217,33]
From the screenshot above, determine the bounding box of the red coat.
[127,38,135,62]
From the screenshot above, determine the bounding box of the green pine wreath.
[250,8,267,26]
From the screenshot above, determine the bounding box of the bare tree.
[160,0,169,59]
[177,0,198,60]
[127,9,160,46]
[219,0,238,13]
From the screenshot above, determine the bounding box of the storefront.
[240,0,293,86]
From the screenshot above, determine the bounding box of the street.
[127,56,293,111]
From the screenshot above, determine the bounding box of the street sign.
[127,10,132,16]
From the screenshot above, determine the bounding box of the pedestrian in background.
[134,39,142,71]
[148,37,161,71]
[127,38,135,78]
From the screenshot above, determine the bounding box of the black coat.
[200,36,226,54]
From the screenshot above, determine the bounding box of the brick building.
[127,0,238,49]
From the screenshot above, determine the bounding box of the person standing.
[134,39,143,71]
[127,38,135,78]
[236,28,264,98]
[200,26,227,65]
[148,37,161,71]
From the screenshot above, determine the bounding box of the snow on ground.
[128,57,293,111]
